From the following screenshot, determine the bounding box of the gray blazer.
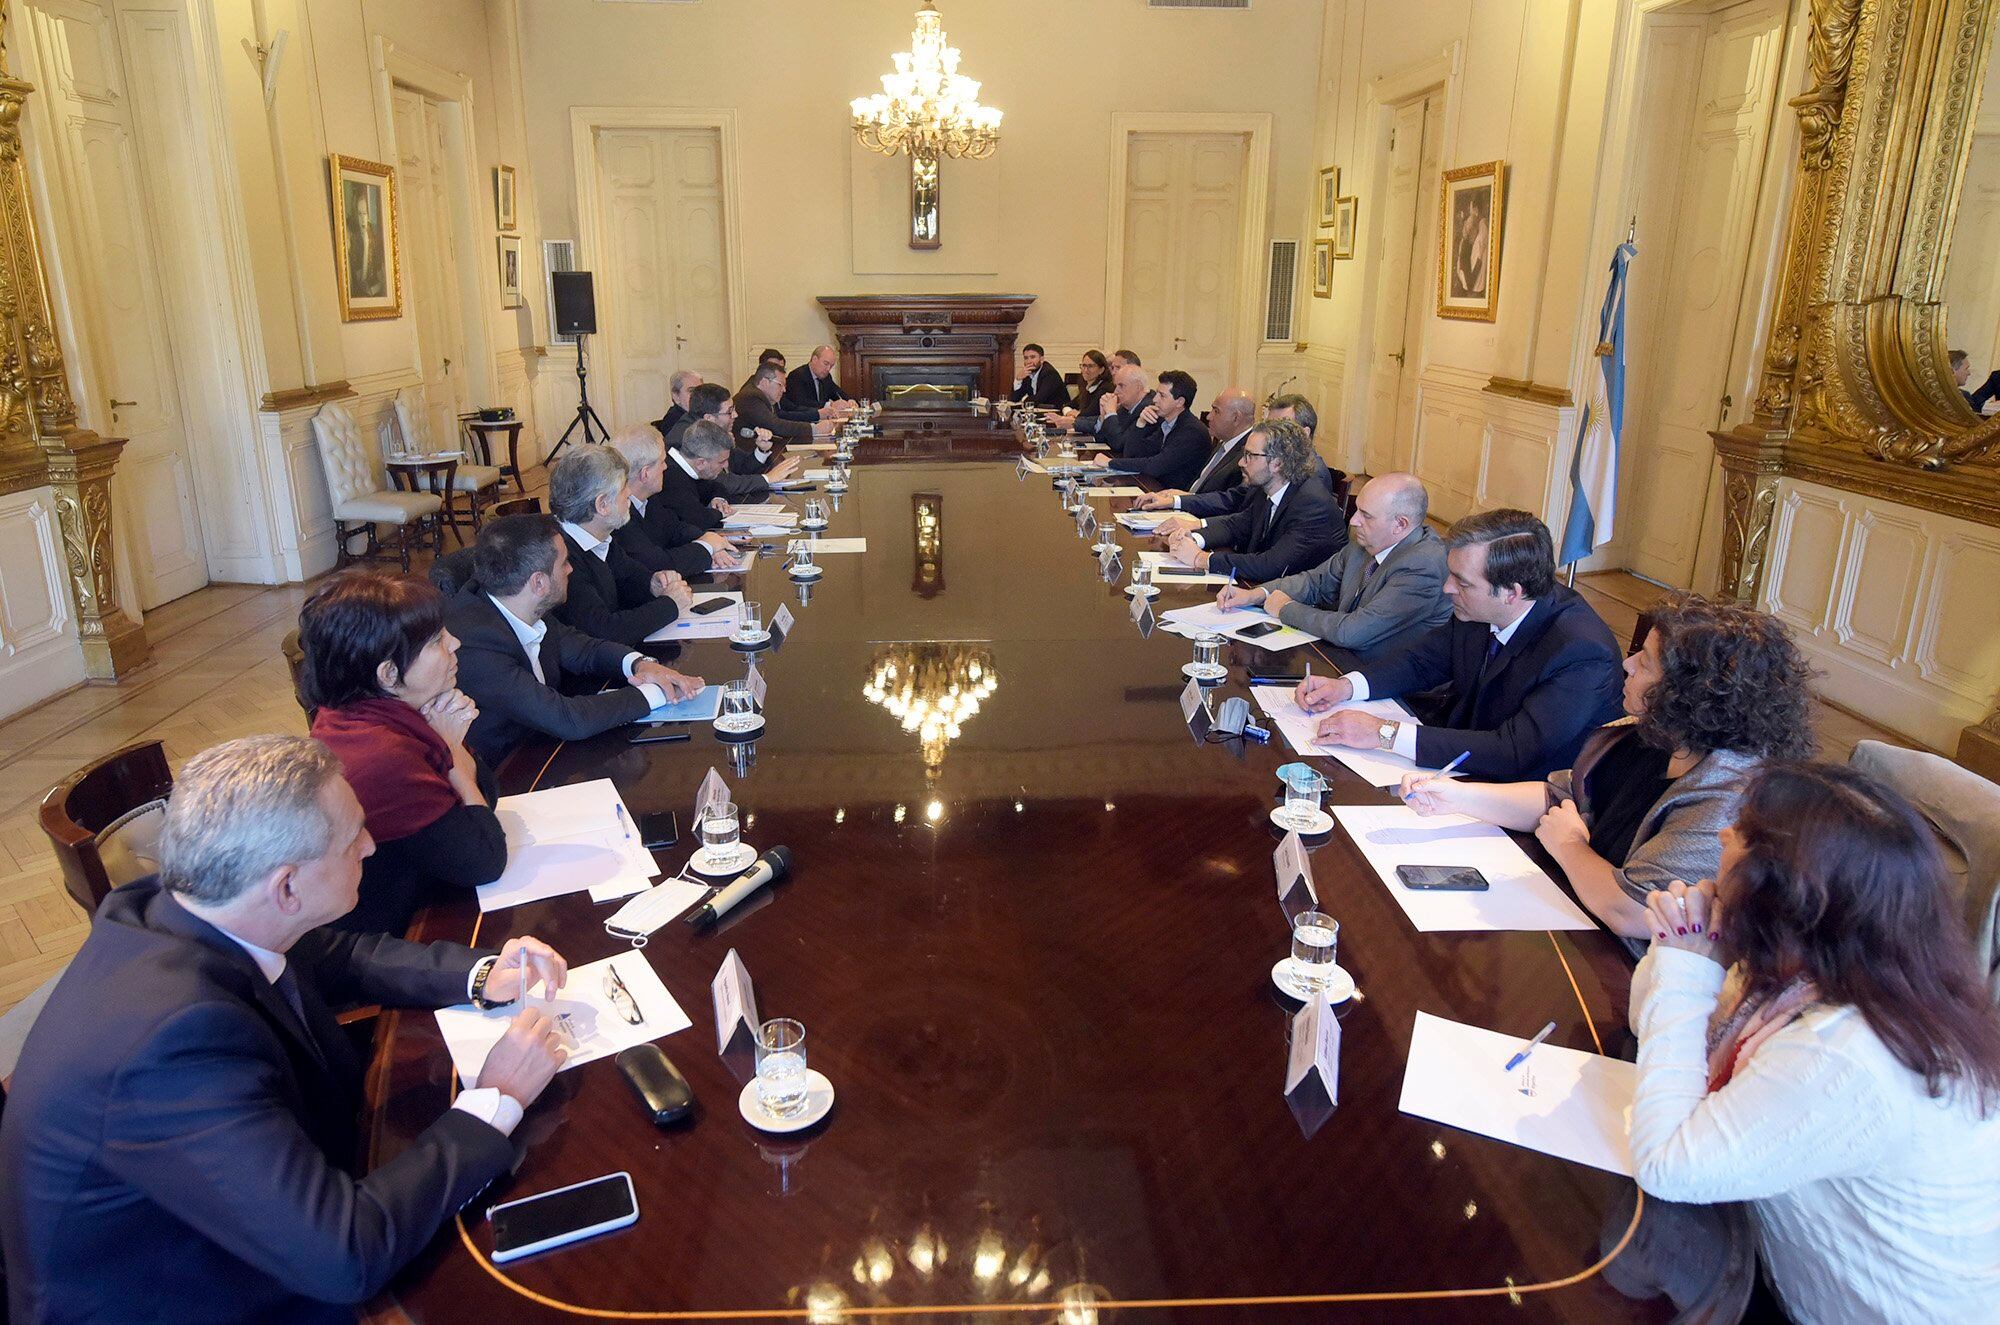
[1261,524,1452,657]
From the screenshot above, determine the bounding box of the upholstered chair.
[393,388,501,539]
[310,399,442,571]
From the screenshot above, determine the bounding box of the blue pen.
[1504,1021,1557,1072]
[1401,749,1471,800]
[615,804,632,840]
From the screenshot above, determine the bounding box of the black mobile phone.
[636,810,678,849]
[630,729,692,746]
[690,597,733,615]
[489,1173,638,1264]
[1236,621,1284,639]
[1154,565,1204,577]
[1247,665,1305,684]
[1396,864,1491,892]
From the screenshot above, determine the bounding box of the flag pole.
[1564,217,1637,589]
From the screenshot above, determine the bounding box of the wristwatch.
[1376,720,1400,751]
[469,955,503,1009]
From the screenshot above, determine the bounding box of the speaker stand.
[548,334,610,464]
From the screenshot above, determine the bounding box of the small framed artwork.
[494,165,518,232]
[497,235,524,309]
[1332,197,1358,259]
[1438,159,1506,322]
[1317,166,1340,228]
[1312,238,1335,298]
[329,154,401,322]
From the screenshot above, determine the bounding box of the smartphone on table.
[1395,864,1490,892]
[489,1172,638,1264]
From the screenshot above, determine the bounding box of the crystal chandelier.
[850,2,1002,163]
[862,643,998,770]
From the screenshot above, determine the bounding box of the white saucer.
[1125,584,1160,598]
[713,714,766,738]
[690,842,756,876]
[788,563,824,580]
[731,629,772,648]
[799,519,828,532]
[1271,958,1356,1004]
[1183,662,1228,683]
[1269,806,1334,836]
[738,1070,835,1133]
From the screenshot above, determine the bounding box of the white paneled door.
[27,0,207,608]
[394,87,469,449]
[1621,0,1785,587]
[1365,93,1442,478]
[596,127,733,425]
[1120,132,1248,396]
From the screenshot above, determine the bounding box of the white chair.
[394,389,501,542]
[310,400,442,572]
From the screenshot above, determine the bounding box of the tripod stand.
[548,333,610,464]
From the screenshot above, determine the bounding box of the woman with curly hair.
[1400,592,1813,942]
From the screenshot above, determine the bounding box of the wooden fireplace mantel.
[816,294,1035,404]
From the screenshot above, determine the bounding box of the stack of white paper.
[646,592,742,642]
[799,537,867,553]
[1158,600,1315,651]
[1398,1011,1636,1175]
[1116,511,1169,531]
[723,505,797,533]
[803,468,838,481]
[1251,686,1421,788]
[1142,552,1232,588]
[477,779,659,911]
[1083,486,1145,499]
[435,951,694,1087]
[1329,804,1596,932]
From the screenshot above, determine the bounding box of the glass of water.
[791,542,818,576]
[701,799,741,858]
[755,1018,809,1118]
[737,600,763,641]
[717,680,757,732]
[1190,632,1226,680]
[1283,767,1326,829]
[804,497,827,527]
[1291,911,1339,992]
[1130,560,1154,594]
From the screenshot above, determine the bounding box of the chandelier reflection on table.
[862,642,998,770]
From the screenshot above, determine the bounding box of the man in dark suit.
[1177,387,1256,496]
[659,418,738,532]
[1066,362,1153,453]
[548,445,692,647]
[0,734,570,1322]
[1092,369,1209,488]
[1162,419,1342,582]
[1298,508,1622,779]
[1137,393,1339,522]
[668,383,803,497]
[447,513,703,765]
[608,424,744,578]
[1011,343,1072,409]
[651,368,702,441]
[1219,473,1452,661]
[736,363,830,450]
[783,345,855,417]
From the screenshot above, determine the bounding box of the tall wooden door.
[394,87,468,448]
[26,0,208,607]
[1121,132,1248,395]
[1364,93,1442,478]
[597,127,733,424]
[1621,0,1785,587]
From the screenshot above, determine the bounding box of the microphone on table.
[688,846,793,928]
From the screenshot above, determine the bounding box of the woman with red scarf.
[1627,762,2000,1322]
[300,573,508,934]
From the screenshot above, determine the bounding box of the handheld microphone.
[688,846,792,928]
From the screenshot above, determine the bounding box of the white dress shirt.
[669,448,701,480]
[1177,429,1252,506]
[1349,601,1534,760]
[559,520,611,561]
[488,595,666,708]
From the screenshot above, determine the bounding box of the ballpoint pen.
[615,804,633,840]
[1504,1021,1557,1072]
[1401,750,1471,801]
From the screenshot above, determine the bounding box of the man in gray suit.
[1216,472,1449,660]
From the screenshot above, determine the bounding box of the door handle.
[1391,351,1405,367]
[109,397,138,409]
[443,357,453,373]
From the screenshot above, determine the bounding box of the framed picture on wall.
[328,154,401,322]
[1317,166,1340,228]
[494,165,518,232]
[497,235,524,308]
[1437,159,1506,322]
[1332,197,1358,259]
[1312,238,1334,298]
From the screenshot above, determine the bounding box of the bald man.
[1216,473,1451,660]
[1178,387,1257,496]
[782,345,855,418]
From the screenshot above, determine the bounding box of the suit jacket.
[613,496,718,578]
[733,389,814,444]
[0,878,507,1322]
[1077,392,1153,453]
[658,451,728,531]
[782,364,850,414]
[1185,430,1249,496]
[651,403,687,442]
[1261,525,1453,657]
[448,590,653,765]
[1074,378,1114,418]
[553,527,682,647]
[1198,481,1344,582]
[1180,454,1338,518]
[1011,364,1071,408]
[1108,412,1210,488]
[662,416,772,499]
[1358,583,1625,779]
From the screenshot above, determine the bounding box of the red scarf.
[311,698,459,842]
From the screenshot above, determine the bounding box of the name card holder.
[711,948,760,1055]
[1130,590,1155,638]
[747,664,768,711]
[1274,829,1317,904]
[1285,992,1341,1106]
[769,603,796,646]
[1098,546,1123,579]
[1181,677,1214,744]
[694,766,731,824]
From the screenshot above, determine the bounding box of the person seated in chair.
[0,734,571,1323]
[1296,508,1623,779]
[1161,420,1342,582]
[548,446,691,647]
[1087,370,1210,489]
[658,420,739,533]
[1138,394,1340,527]
[607,424,743,578]
[300,573,508,936]
[735,364,833,453]
[651,369,701,440]
[666,384,800,497]
[1011,343,1072,409]
[447,514,702,766]
[782,344,856,419]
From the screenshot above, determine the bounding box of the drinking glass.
[1291,911,1339,992]
[755,1018,809,1118]
[737,600,764,640]
[1130,560,1154,594]
[1058,436,1077,462]
[791,542,818,576]
[1190,632,1226,681]
[701,800,741,857]
[804,497,827,527]
[717,680,757,732]
[1283,767,1326,829]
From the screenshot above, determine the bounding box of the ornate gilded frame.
[1436,160,1506,322]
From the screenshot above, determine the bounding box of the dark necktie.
[274,965,333,1071]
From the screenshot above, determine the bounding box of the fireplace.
[818,294,1035,406]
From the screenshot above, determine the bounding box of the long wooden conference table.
[365,411,1751,1322]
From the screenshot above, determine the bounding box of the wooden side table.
[463,418,526,493]
[385,455,458,550]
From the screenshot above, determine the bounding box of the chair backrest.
[39,740,174,914]
[430,546,480,596]
[1849,740,2000,999]
[491,496,542,518]
[311,401,378,508]
[392,388,436,456]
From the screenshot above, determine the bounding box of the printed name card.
[769,603,796,645]
[1181,678,1213,743]
[711,948,760,1054]
[694,766,730,823]
[1078,504,1098,537]
[1131,591,1155,638]
[1285,992,1341,1102]
[1275,830,1317,904]
[747,665,768,710]
[1098,545,1122,578]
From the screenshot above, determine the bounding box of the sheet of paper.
[1330,804,1596,932]
[799,537,867,553]
[793,442,837,452]
[643,685,722,724]
[646,592,742,642]
[803,468,838,481]
[1019,458,1050,475]
[1116,511,1169,530]
[711,948,760,1052]
[1084,486,1145,499]
[1286,993,1341,1098]
[1399,1011,1636,1176]
[726,503,786,517]
[588,874,650,903]
[770,603,796,642]
[1158,600,1316,651]
[1143,553,1232,588]
[1251,686,1422,788]
[477,780,659,912]
[435,951,693,1087]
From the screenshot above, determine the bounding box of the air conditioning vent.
[543,240,577,346]
[1265,240,1297,342]
[1149,0,1251,8]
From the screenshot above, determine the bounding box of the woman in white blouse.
[1629,761,2000,1323]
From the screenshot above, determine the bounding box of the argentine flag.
[1560,240,1637,567]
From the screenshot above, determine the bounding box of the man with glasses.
[1161,420,1341,581]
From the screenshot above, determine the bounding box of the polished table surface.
[368,411,1750,1322]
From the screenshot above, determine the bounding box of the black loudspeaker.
[552,271,598,337]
